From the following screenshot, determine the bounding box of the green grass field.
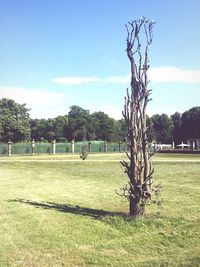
[0,153,199,266]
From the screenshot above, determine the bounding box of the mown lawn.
[0,154,199,266]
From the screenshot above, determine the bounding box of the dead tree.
[120,17,156,217]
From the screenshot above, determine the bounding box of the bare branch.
[119,17,158,217]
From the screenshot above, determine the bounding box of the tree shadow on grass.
[9,198,125,220]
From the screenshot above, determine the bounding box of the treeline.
[0,98,199,144]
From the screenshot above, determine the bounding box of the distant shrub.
[80,145,88,160]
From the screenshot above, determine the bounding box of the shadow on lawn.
[9,199,124,219]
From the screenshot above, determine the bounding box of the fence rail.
[0,140,127,156]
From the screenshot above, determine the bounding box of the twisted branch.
[120,17,158,216]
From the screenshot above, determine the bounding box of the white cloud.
[0,86,123,119]
[51,75,130,85]
[1,66,199,119]
[149,67,200,83]
[52,67,200,86]
[0,86,68,119]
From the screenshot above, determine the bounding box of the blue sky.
[0,0,200,119]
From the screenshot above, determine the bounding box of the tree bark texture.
[121,17,155,217]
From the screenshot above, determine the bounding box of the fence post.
[104,141,107,153]
[172,141,175,149]
[52,139,56,155]
[8,139,12,156]
[197,139,200,149]
[192,141,195,150]
[88,141,92,153]
[32,139,36,155]
[119,142,121,153]
[71,140,75,154]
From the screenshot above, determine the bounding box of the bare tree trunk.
[120,17,156,217]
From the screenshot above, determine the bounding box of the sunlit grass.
[0,154,199,266]
[0,152,200,161]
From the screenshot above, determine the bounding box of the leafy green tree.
[91,111,118,142]
[68,105,95,141]
[171,112,182,145]
[30,118,49,142]
[116,119,127,142]
[31,116,69,142]
[151,114,174,143]
[53,116,69,141]
[45,119,56,142]
[182,107,200,140]
[146,115,156,142]
[0,98,31,142]
[30,119,41,141]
